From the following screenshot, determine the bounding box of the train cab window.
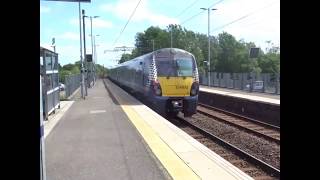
[175,58,193,76]
[156,58,175,76]
[156,57,194,77]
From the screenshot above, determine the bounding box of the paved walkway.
[45,80,169,180]
[200,85,280,100]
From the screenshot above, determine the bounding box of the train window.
[175,59,193,76]
[156,57,194,77]
[156,58,175,76]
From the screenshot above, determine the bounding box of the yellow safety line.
[107,81,199,180]
[120,105,200,180]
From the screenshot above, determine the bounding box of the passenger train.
[108,48,199,117]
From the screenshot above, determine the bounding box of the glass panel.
[176,58,193,76]
[156,57,194,77]
[53,55,58,70]
[45,53,52,70]
[46,74,52,90]
[52,73,58,88]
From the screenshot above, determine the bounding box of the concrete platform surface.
[200,86,280,105]
[45,80,170,180]
[105,79,253,180]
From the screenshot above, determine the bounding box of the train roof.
[111,48,194,69]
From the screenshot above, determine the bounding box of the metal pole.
[79,2,84,99]
[40,75,46,180]
[82,9,88,95]
[152,39,154,51]
[94,37,97,62]
[90,17,94,86]
[90,17,94,62]
[94,36,97,85]
[208,8,211,87]
[170,25,173,48]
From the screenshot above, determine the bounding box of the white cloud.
[69,18,79,26]
[206,0,280,49]
[56,45,80,65]
[89,19,113,28]
[58,32,79,41]
[100,0,179,27]
[40,5,50,13]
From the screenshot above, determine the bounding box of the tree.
[59,62,81,83]
[119,53,131,64]
[119,25,279,75]
[95,64,108,78]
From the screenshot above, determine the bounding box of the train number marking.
[175,85,188,89]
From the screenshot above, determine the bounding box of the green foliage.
[59,61,109,83]
[118,25,280,74]
[95,64,108,78]
[118,53,131,64]
[59,62,81,83]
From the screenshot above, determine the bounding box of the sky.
[40,0,280,68]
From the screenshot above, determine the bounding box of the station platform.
[200,85,280,105]
[44,79,253,180]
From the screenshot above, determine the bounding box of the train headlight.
[190,82,199,96]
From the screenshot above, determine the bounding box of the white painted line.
[93,97,104,99]
[89,110,106,114]
[44,101,74,139]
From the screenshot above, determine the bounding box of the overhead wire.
[175,0,201,18]
[211,1,279,33]
[112,0,143,47]
[180,0,224,25]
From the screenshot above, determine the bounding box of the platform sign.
[86,54,92,62]
[249,48,260,58]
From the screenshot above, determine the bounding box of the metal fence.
[65,74,81,98]
[41,47,60,120]
[199,72,280,94]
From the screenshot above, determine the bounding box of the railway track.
[106,79,280,179]
[174,114,280,179]
[197,103,280,144]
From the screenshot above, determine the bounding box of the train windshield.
[156,57,194,77]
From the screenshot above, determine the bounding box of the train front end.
[151,48,199,117]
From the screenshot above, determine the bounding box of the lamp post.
[88,16,99,63]
[82,9,88,96]
[200,8,217,87]
[84,15,99,87]
[77,3,85,99]
[89,34,100,85]
[93,35,100,63]
[93,35,100,84]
